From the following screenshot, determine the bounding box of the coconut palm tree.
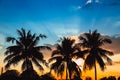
[79,30,113,80]
[4,28,51,72]
[49,37,82,80]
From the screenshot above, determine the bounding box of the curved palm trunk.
[94,62,97,80]
[66,65,68,80]
[26,58,29,70]
[69,71,72,80]
[67,63,72,80]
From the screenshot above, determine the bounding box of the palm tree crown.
[4,28,51,71]
[79,30,113,80]
[49,37,82,80]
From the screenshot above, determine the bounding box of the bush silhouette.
[107,76,116,80]
[0,70,19,80]
[100,77,107,80]
[19,69,41,80]
[40,72,55,80]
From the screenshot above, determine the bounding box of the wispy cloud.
[114,21,120,28]
[0,33,6,45]
[75,0,120,10]
[54,28,79,37]
[0,46,3,50]
[101,0,120,6]
[86,0,92,4]
[69,33,120,54]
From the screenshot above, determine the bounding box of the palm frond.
[26,30,32,39]
[71,61,81,77]
[57,63,65,77]
[32,58,44,71]
[52,50,61,57]
[96,54,105,71]
[22,60,27,71]
[98,48,113,56]
[5,55,23,70]
[17,29,23,37]
[72,49,89,59]
[31,33,36,40]
[5,46,22,55]
[100,38,112,46]
[83,54,95,70]
[6,37,15,43]
[48,56,62,63]
[37,46,51,50]
[32,51,44,61]
[99,51,113,65]
[21,28,26,38]
[4,53,18,62]
[39,34,47,38]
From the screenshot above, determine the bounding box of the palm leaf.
[37,46,51,50]
[48,56,62,63]
[6,37,15,43]
[32,58,44,71]
[52,50,61,57]
[96,54,105,71]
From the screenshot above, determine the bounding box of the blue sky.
[0,0,120,46]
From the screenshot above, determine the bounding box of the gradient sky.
[0,0,120,45]
[0,0,120,79]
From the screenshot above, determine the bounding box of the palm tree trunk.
[1,67,3,75]
[66,66,68,80]
[26,58,29,70]
[94,62,97,80]
[65,62,69,80]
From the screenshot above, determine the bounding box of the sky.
[0,0,120,79]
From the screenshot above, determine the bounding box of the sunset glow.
[0,0,120,80]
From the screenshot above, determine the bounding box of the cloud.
[69,33,120,54]
[78,0,120,10]
[86,0,92,4]
[54,28,79,37]
[114,21,120,28]
[0,46,3,50]
[0,34,6,45]
[101,0,120,6]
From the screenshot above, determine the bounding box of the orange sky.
[0,51,120,80]
[0,35,120,79]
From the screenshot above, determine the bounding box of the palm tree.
[49,37,82,80]
[79,30,113,80]
[4,28,51,72]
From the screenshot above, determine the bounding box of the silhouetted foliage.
[79,30,113,80]
[40,72,55,80]
[100,77,107,80]
[107,76,116,80]
[49,37,82,80]
[73,75,82,80]
[19,69,41,80]
[0,70,19,80]
[4,28,51,72]
[85,77,92,80]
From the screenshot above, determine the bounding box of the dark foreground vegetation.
[0,69,120,80]
[0,69,55,80]
[0,28,118,80]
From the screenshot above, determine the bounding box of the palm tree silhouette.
[4,28,51,72]
[49,37,82,80]
[79,30,113,80]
